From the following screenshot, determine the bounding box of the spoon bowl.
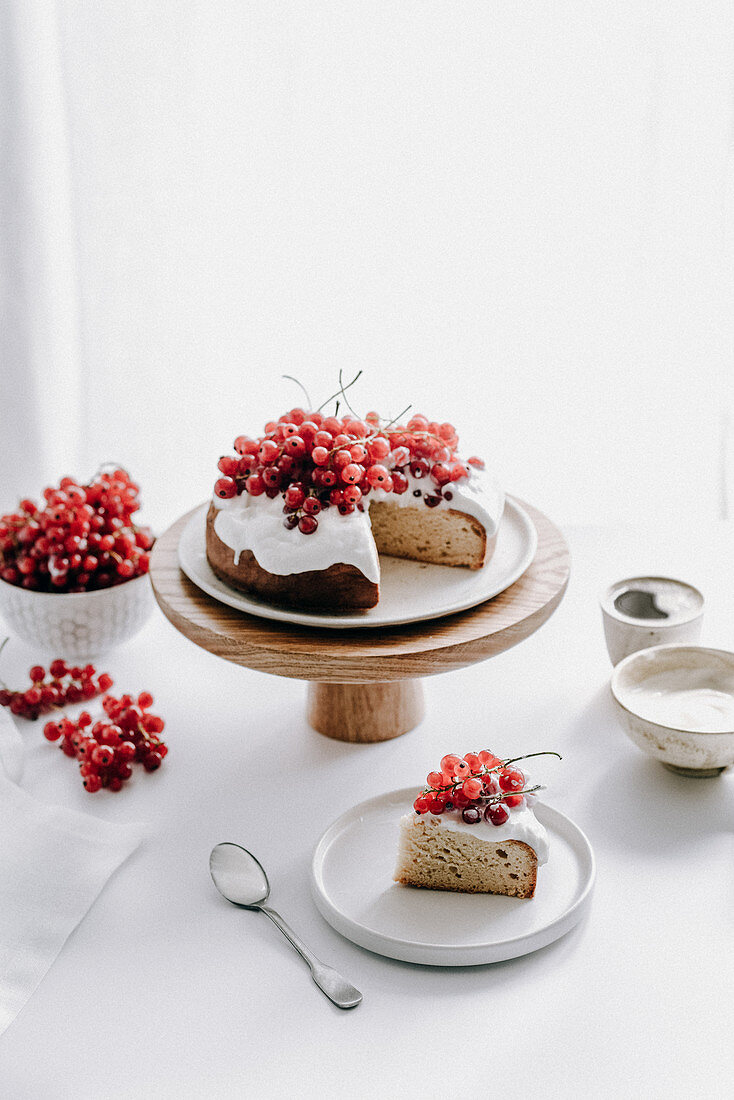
[209,842,270,908]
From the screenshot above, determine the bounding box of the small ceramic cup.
[0,574,155,660]
[600,576,704,666]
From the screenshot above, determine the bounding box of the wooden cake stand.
[149,501,569,743]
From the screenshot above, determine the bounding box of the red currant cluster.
[214,407,486,535]
[413,751,558,826]
[0,649,113,721]
[0,468,154,592]
[43,691,167,793]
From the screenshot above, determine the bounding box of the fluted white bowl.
[0,574,155,659]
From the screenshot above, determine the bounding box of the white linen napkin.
[0,707,146,1036]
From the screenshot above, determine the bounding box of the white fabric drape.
[0,0,85,505]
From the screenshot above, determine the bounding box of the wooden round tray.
[149,501,570,742]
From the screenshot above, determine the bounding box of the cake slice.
[394,749,554,898]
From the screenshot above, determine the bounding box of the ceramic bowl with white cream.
[610,643,734,776]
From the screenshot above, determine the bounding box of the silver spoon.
[209,842,362,1010]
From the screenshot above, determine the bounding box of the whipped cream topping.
[212,463,504,580]
[403,797,549,865]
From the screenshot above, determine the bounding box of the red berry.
[333,449,352,469]
[83,774,102,793]
[92,744,115,767]
[43,721,62,741]
[258,439,279,463]
[485,803,509,826]
[504,794,524,808]
[233,435,255,455]
[366,464,391,489]
[261,467,281,488]
[143,751,163,772]
[367,436,390,461]
[214,477,237,499]
[284,484,305,509]
[137,691,153,709]
[298,515,318,535]
[440,754,462,776]
[499,768,525,792]
[245,473,265,496]
[461,777,483,799]
[29,665,45,682]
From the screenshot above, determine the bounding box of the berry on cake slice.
[394,750,560,898]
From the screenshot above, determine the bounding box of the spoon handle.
[259,905,362,1009]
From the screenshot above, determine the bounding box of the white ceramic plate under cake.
[177,497,537,630]
[311,788,595,966]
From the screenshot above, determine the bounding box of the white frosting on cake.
[400,798,549,866]
[213,491,381,582]
[212,463,504,581]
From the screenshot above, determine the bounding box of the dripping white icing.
[212,464,504,580]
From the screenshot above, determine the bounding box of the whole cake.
[206,404,504,610]
[394,750,553,898]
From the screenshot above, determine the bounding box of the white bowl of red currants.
[0,469,155,659]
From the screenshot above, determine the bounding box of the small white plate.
[177,497,537,630]
[311,788,595,966]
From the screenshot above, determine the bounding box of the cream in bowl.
[610,644,734,776]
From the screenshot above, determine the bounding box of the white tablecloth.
[1,521,733,1098]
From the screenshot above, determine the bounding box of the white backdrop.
[1,1,733,533]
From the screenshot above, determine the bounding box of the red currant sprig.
[412,750,561,825]
[43,690,168,792]
[0,639,113,721]
[0,466,154,592]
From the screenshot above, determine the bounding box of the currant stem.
[282,374,313,410]
[502,751,563,768]
[337,368,361,419]
[316,369,363,413]
[379,404,413,433]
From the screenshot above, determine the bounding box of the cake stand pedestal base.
[307,680,425,743]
